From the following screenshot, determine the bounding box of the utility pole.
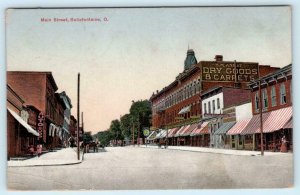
[259,79,264,156]
[77,73,80,160]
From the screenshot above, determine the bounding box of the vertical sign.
[37,112,45,142]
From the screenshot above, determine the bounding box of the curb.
[138,145,291,156]
[8,152,84,167]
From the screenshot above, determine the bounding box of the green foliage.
[83,131,93,144]
[97,130,112,146]
[109,119,123,140]
[120,114,132,139]
[96,99,152,143]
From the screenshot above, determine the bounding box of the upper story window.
[208,101,211,114]
[204,103,207,114]
[212,100,216,113]
[217,98,220,109]
[271,86,276,107]
[262,88,268,109]
[255,92,259,111]
[280,83,287,105]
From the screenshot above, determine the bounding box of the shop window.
[271,86,276,107]
[262,88,268,109]
[280,83,287,105]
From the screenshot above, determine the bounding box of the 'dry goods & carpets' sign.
[201,62,259,82]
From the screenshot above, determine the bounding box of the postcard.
[6,6,292,190]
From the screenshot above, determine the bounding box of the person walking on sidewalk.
[37,144,42,157]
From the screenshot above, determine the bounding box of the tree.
[129,100,152,143]
[97,130,112,147]
[120,114,132,139]
[109,119,123,145]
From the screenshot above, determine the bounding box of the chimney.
[215,55,223,62]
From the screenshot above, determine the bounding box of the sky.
[6,6,291,134]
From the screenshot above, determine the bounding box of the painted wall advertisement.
[201,62,259,82]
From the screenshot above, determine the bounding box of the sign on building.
[37,112,45,142]
[201,62,259,82]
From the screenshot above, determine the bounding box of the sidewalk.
[139,145,292,156]
[8,147,83,167]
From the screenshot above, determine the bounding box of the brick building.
[193,86,251,148]
[240,64,292,151]
[150,50,279,130]
[7,71,71,150]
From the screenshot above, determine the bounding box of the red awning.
[175,125,190,137]
[190,122,209,136]
[227,119,251,135]
[180,123,198,136]
[167,127,180,138]
[241,106,292,135]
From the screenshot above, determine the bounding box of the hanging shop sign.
[37,112,45,141]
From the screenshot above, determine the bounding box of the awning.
[178,105,191,114]
[180,123,198,136]
[175,125,190,137]
[167,127,180,138]
[7,108,39,137]
[214,121,236,135]
[155,129,167,139]
[146,131,157,140]
[284,118,293,129]
[241,106,292,135]
[226,119,251,135]
[190,122,209,136]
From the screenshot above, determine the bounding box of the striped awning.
[190,122,209,136]
[214,121,236,135]
[175,125,190,137]
[180,123,198,136]
[283,118,293,129]
[155,129,167,139]
[241,106,292,135]
[167,127,180,138]
[146,131,157,140]
[226,119,251,135]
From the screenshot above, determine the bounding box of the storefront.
[241,106,292,151]
[7,108,39,158]
[213,121,236,149]
[226,119,251,150]
[190,122,209,147]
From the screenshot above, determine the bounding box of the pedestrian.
[37,144,42,157]
[280,136,288,153]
